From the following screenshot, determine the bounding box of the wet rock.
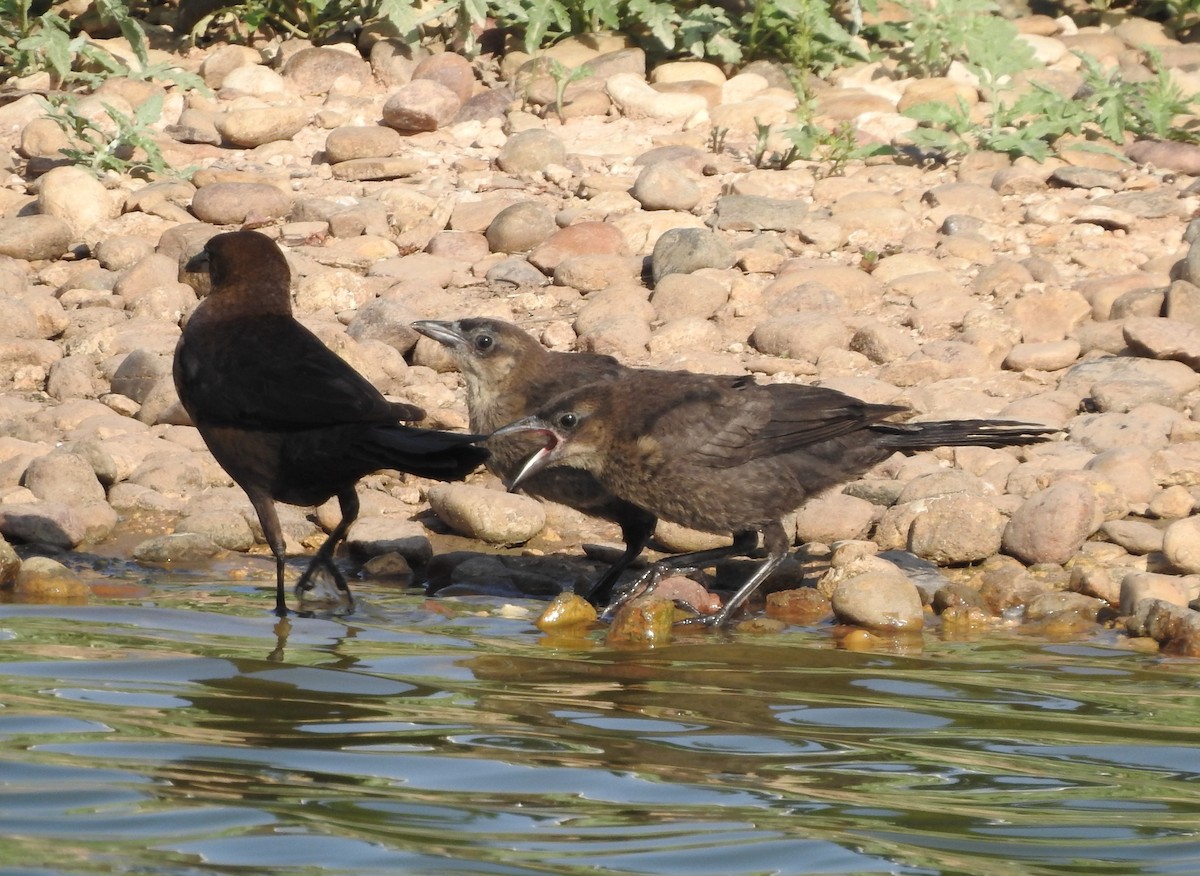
[486,201,558,253]
[176,510,256,552]
[0,215,72,260]
[0,535,18,588]
[382,79,462,133]
[216,107,310,147]
[1125,597,1200,656]
[650,227,734,284]
[11,556,88,600]
[133,532,223,563]
[497,129,567,174]
[765,587,832,624]
[345,517,433,566]
[536,591,598,631]
[607,595,676,647]
[427,483,545,545]
[831,570,924,631]
[1003,481,1099,565]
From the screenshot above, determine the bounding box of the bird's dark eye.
[475,334,494,351]
[558,412,579,430]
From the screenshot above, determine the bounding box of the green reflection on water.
[0,584,1198,876]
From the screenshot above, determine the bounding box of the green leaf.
[95,0,149,67]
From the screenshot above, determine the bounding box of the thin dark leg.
[601,529,761,620]
[295,488,359,613]
[248,493,289,618]
[689,520,790,628]
[578,506,657,606]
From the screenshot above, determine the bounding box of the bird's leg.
[601,530,760,620]
[248,493,290,618]
[681,521,790,628]
[295,488,359,614]
[578,507,657,606]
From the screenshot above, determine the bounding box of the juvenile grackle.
[411,317,656,605]
[496,369,1056,627]
[174,230,487,617]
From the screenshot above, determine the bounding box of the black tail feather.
[364,426,489,481]
[871,419,1058,451]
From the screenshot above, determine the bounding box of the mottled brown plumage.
[498,369,1056,627]
[173,231,487,617]
[411,318,656,604]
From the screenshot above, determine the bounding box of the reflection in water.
[0,588,1198,875]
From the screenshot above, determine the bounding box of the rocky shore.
[0,13,1198,651]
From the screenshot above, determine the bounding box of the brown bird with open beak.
[173,230,487,617]
[496,369,1056,627]
[411,318,657,605]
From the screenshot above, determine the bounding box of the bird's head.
[491,387,610,492]
[412,318,544,387]
[186,230,292,314]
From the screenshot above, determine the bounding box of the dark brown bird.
[411,318,656,605]
[496,369,1056,627]
[173,230,487,617]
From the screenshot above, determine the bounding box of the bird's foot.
[295,567,354,616]
[600,563,700,622]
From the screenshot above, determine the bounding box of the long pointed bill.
[411,320,465,348]
[491,416,561,493]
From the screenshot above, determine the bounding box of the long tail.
[363,426,489,481]
[870,419,1058,451]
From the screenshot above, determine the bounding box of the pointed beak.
[183,248,210,274]
[411,319,466,349]
[491,416,561,492]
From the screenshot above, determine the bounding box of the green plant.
[43,94,183,179]
[707,124,729,155]
[545,57,590,122]
[870,0,1023,77]
[188,0,471,44]
[742,0,866,74]
[781,117,890,174]
[0,0,203,90]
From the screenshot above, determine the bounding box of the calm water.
[2,570,1199,876]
